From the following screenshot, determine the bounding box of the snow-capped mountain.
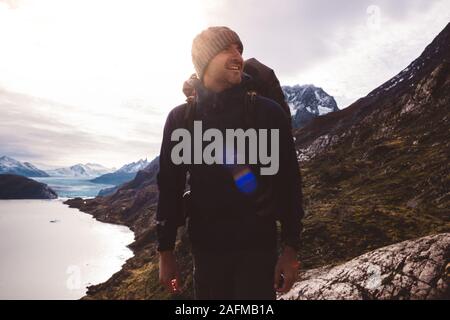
[0,156,49,177]
[97,157,159,196]
[46,163,114,178]
[282,85,339,129]
[116,159,149,174]
[90,159,149,185]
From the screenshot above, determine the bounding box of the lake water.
[33,177,114,198]
[0,199,134,299]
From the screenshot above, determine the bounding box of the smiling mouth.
[226,62,242,71]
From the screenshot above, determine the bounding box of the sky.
[0,0,449,169]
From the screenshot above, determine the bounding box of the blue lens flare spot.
[233,167,257,194]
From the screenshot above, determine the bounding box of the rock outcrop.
[280,233,449,300]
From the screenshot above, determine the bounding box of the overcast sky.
[0,0,449,168]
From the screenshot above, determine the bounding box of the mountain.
[0,156,49,177]
[90,158,149,186]
[117,159,150,174]
[64,23,450,299]
[0,174,57,199]
[97,157,160,197]
[282,85,339,129]
[291,21,450,267]
[46,163,114,178]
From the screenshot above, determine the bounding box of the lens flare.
[232,166,257,194]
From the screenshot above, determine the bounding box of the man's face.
[203,43,244,91]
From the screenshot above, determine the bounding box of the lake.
[0,199,134,299]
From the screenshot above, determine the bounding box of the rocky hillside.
[0,174,57,199]
[64,23,450,300]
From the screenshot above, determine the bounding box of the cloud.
[202,0,439,76]
[0,89,161,167]
[202,0,449,107]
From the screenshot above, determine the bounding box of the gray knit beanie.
[191,26,243,80]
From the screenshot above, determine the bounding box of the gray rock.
[279,233,449,300]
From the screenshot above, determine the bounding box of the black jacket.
[156,75,304,252]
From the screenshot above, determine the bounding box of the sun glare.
[0,0,214,167]
[0,0,208,114]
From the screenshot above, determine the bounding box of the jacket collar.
[194,73,253,113]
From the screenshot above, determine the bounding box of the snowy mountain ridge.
[282,85,339,129]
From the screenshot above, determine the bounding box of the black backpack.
[182,58,291,132]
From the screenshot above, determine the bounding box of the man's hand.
[274,246,300,293]
[159,250,182,293]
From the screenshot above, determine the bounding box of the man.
[157,26,304,300]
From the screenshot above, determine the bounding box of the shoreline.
[62,198,136,299]
[63,197,141,299]
[60,180,184,300]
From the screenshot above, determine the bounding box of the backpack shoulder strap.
[244,90,258,129]
[184,96,197,133]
